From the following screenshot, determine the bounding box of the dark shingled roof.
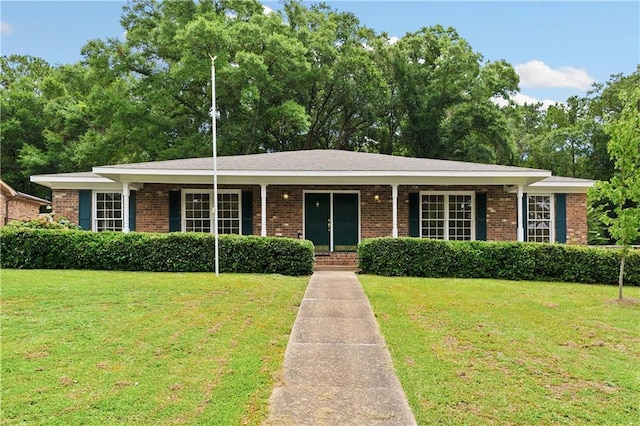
[100,150,545,173]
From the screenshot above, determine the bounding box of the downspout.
[4,196,11,225]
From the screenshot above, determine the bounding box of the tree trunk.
[618,254,625,300]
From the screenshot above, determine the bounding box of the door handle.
[327,218,331,231]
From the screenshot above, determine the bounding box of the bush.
[358,238,640,285]
[0,229,314,276]
[5,214,81,230]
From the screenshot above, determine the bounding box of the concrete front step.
[314,251,358,266]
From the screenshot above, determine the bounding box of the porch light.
[283,193,289,200]
[374,194,381,202]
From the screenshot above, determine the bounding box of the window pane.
[217,193,240,234]
[421,194,445,239]
[185,193,212,232]
[527,195,551,243]
[448,195,472,241]
[95,192,123,232]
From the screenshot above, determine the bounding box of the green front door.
[305,192,359,252]
[305,193,330,252]
[333,193,359,251]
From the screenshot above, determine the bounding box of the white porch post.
[261,184,267,236]
[516,184,524,242]
[392,184,398,238]
[122,182,130,233]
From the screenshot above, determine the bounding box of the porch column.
[392,184,398,238]
[122,182,130,233]
[260,184,267,236]
[516,184,524,242]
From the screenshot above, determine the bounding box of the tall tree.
[0,55,51,196]
[391,26,518,163]
[591,88,640,299]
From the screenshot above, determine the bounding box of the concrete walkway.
[265,270,416,425]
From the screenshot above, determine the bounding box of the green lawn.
[360,276,640,425]
[1,270,308,425]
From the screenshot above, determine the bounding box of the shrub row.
[358,237,640,285]
[0,229,314,276]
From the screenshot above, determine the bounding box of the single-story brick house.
[1,179,51,225]
[31,150,594,265]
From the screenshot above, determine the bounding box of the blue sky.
[2,1,639,107]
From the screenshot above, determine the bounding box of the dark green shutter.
[78,190,92,230]
[555,193,567,243]
[241,191,253,235]
[475,192,487,241]
[522,193,528,241]
[129,191,136,231]
[408,192,420,237]
[169,191,181,232]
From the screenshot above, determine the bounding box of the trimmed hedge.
[0,229,314,276]
[358,237,640,285]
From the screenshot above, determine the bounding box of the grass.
[359,276,640,425]
[1,270,308,425]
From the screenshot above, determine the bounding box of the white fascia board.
[529,180,595,188]
[31,175,115,190]
[31,175,114,184]
[507,181,594,194]
[31,175,142,191]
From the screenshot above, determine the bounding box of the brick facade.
[51,189,80,224]
[1,193,44,224]
[566,193,588,245]
[51,184,588,245]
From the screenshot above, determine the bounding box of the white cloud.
[262,5,274,15]
[1,21,13,36]
[387,36,399,45]
[492,93,560,110]
[515,60,595,90]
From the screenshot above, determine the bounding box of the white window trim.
[526,193,555,243]
[419,191,476,241]
[181,189,242,234]
[92,190,123,232]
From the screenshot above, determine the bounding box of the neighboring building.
[31,150,594,265]
[1,179,51,225]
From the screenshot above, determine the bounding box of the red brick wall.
[135,183,262,234]
[266,185,392,239]
[50,185,589,245]
[52,189,80,224]
[566,193,588,245]
[397,185,517,241]
[486,186,518,241]
[1,193,43,224]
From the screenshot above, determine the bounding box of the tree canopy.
[1,0,638,223]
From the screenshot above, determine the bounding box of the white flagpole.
[210,55,219,277]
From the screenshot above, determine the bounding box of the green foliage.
[0,229,314,276]
[358,237,639,285]
[589,87,640,296]
[593,88,640,246]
